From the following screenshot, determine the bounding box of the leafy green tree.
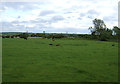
[54,34,65,38]
[36,33,44,37]
[31,33,36,37]
[11,36,14,38]
[19,33,28,40]
[89,18,112,41]
[112,26,120,40]
[91,18,106,35]
[113,26,120,35]
[99,29,112,41]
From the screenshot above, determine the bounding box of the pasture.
[2,38,118,82]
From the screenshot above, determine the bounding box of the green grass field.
[2,38,118,82]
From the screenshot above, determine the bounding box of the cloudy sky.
[0,0,119,34]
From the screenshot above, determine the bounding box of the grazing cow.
[2,36,5,38]
[112,44,115,46]
[52,39,55,41]
[56,44,60,46]
[52,36,55,41]
[49,44,53,45]
[24,37,27,40]
[5,36,10,38]
[11,36,14,38]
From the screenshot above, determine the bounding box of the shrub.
[19,33,28,40]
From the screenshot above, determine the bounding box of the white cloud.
[0,0,119,33]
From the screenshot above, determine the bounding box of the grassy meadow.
[2,38,118,82]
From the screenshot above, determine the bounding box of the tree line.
[2,18,120,41]
[89,18,120,41]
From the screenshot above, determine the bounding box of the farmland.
[2,38,118,82]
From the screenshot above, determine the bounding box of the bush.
[54,34,65,38]
[5,36,10,38]
[11,36,14,38]
[19,33,28,40]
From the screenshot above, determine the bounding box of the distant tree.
[36,33,44,37]
[99,28,112,41]
[5,36,10,38]
[89,18,112,41]
[14,35,17,37]
[89,26,98,39]
[11,36,14,38]
[91,18,106,35]
[112,26,120,40]
[46,34,53,39]
[19,33,28,40]
[113,26,120,35]
[31,33,36,37]
[54,34,65,38]
[2,36,5,38]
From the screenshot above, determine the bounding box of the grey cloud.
[0,2,41,11]
[33,24,45,29]
[3,22,24,28]
[71,5,83,10]
[1,22,13,28]
[40,10,55,16]
[20,21,29,23]
[103,16,118,22]
[87,16,93,19]
[1,21,26,31]
[85,10,100,19]
[15,15,65,31]
[87,10,99,15]
[11,21,31,27]
[0,3,7,11]
[34,15,65,24]
[29,20,43,24]
[66,12,73,13]
[67,17,71,18]
[64,11,73,14]
[80,13,86,17]
[30,19,49,25]
[79,10,99,19]
[51,15,64,21]
[1,18,89,33]
[78,17,82,20]
[63,5,83,14]
[1,20,46,32]
[11,21,20,24]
